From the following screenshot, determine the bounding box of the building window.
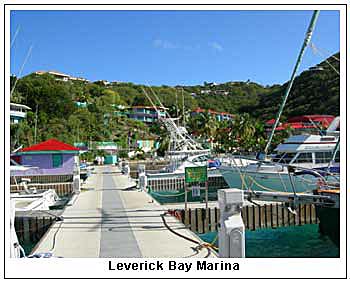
[52,154,63,168]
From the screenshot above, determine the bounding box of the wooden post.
[205,181,209,232]
[265,204,272,228]
[311,204,317,224]
[248,206,254,230]
[190,208,196,232]
[242,205,247,228]
[272,204,277,228]
[254,205,259,230]
[300,204,305,225]
[305,204,311,224]
[210,208,216,232]
[184,183,188,214]
[283,206,289,227]
[260,205,265,228]
[184,208,190,228]
[197,208,203,233]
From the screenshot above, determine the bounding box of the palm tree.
[232,113,257,152]
[203,115,219,149]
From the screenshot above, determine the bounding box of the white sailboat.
[219,11,340,194]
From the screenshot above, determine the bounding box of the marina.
[10,160,339,258]
[7,8,343,278]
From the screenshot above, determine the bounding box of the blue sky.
[10,10,340,86]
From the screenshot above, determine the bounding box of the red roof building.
[266,115,335,132]
[287,115,335,128]
[19,139,80,153]
[12,139,80,177]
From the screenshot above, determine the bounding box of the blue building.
[127,106,168,123]
[191,107,234,122]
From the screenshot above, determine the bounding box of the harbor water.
[198,224,339,258]
[149,187,219,204]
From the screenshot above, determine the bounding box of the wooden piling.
[247,205,254,230]
[254,206,259,230]
[197,208,203,234]
[210,208,216,232]
[175,202,318,234]
[184,209,190,228]
[271,204,277,228]
[265,204,271,228]
[190,209,196,232]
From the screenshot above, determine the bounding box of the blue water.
[198,224,339,258]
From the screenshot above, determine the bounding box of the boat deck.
[33,165,216,258]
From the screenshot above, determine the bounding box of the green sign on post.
[185,166,207,183]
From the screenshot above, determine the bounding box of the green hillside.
[250,52,340,119]
[10,52,339,153]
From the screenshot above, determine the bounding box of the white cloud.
[152,39,202,51]
[209,42,223,52]
[153,39,178,49]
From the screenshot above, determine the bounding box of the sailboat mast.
[10,44,33,97]
[182,88,185,128]
[264,10,320,155]
[34,104,38,144]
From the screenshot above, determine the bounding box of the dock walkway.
[33,165,216,258]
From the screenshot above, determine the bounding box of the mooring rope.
[160,212,218,253]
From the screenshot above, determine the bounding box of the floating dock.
[32,165,216,258]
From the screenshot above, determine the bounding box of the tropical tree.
[203,115,219,148]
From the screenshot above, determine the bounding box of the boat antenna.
[182,88,185,127]
[11,25,21,48]
[34,104,38,144]
[307,117,324,136]
[145,84,168,114]
[175,88,179,124]
[310,42,340,76]
[263,10,320,156]
[10,44,33,97]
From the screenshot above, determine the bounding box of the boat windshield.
[315,151,340,164]
[271,152,296,164]
[293,152,313,163]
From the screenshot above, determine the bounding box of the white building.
[35,71,89,83]
[10,103,31,124]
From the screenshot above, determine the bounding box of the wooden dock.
[170,203,318,234]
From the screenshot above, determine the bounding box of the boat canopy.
[275,134,338,153]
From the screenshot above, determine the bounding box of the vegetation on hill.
[248,52,340,120]
[10,52,339,154]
